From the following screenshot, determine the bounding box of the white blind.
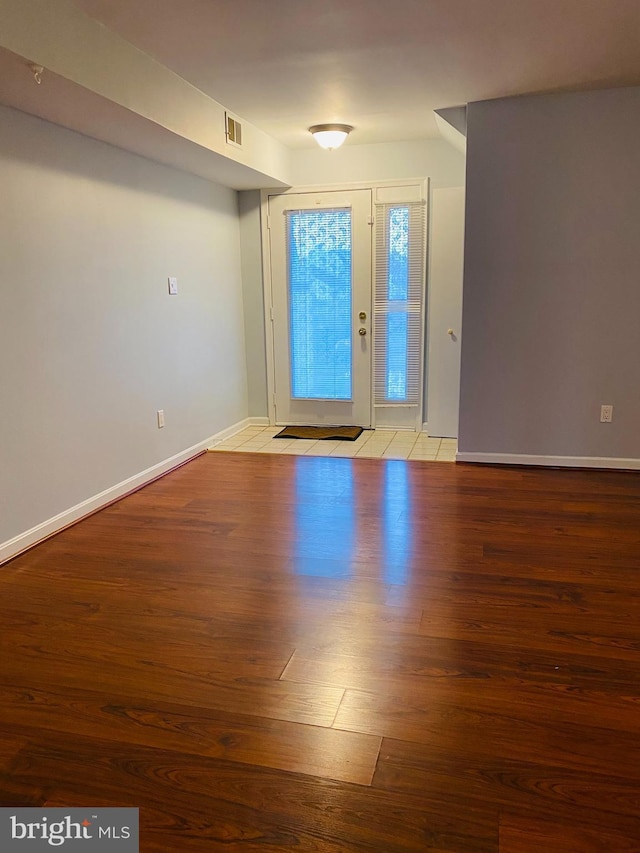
[374,201,426,405]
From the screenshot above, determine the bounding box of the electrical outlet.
[600,404,613,423]
[168,277,178,295]
[157,409,165,428]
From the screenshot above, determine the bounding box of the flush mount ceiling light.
[309,124,353,150]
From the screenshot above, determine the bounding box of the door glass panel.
[388,207,409,300]
[287,208,352,400]
[386,206,409,400]
[386,311,408,400]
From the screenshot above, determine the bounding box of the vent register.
[225,112,243,147]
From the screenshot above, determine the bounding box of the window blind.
[374,201,426,404]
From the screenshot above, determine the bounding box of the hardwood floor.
[1,451,639,851]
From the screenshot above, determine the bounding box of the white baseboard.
[456,451,640,470]
[206,416,270,448]
[0,418,256,566]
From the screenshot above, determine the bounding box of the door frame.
[267,189,373,428]
[260,180,429,429]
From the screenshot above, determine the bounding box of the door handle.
[358,327,367,336]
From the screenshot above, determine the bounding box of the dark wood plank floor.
[1,451,640,852]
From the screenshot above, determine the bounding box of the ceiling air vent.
[225,112,242,147]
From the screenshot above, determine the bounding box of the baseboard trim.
[206,416,270,449]
[0,419,254,567]
[456,451,640,471]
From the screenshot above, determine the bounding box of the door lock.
[359,311,367,320]
[358,327,367,336]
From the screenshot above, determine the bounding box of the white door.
[268,189,373,427]
[427,187,465,438]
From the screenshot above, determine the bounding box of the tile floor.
[209,426,457,462]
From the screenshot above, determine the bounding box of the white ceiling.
[73,0,640,148]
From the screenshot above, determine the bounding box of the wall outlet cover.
[600,404,613,423]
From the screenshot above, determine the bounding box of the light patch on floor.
[209,428,457,462]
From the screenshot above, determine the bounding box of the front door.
[268,189,372,427]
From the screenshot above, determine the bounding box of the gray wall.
[238,190,269,417]
[1,104,248,545]
[459,86,640,461]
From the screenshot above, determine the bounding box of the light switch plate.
[168,277,178,295]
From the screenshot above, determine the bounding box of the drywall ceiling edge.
[0,0,293,188]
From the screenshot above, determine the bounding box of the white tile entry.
[209,428,457,462]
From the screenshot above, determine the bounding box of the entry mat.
[274,425,364,441]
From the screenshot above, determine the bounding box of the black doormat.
[274,425,364,441]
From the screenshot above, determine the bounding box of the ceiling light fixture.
[309,123,353,150]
